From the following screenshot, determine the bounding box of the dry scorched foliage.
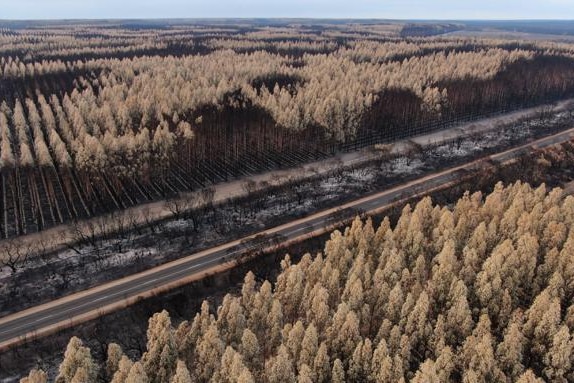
[26,181,574,382]
[1,22,574,238]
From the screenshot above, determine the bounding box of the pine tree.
[525,292,561,361]
[445,279,474,344]
[435,346,455,382]
[370,339,393,382]
[0,112,15,171]
[19,369,47,383]
[265,345,295,383]
[516,370,545,383]
[298,323,318,370]
[194,324,225,382]
[241,272,257,312]
[543,325,573,383]
[55,337,97,383]
[313,342,330,383]
[266,298,284,354]
[347,338,372,382]
[106,343,125,380]
[170,360,192,383]
[330,359,344,383]
[217,295,246,347]
[460,315,503,383]
[177,300,213,363]
[111,356,134,383]
[496,317,526,380]
[125,362,149,383]
[142,310,177,383]
[411,359,440,383]
[286,320,305,364]
[296,364,314,383]
[331,308,361,361]
[213,346,254,383]
[240,328,261,373]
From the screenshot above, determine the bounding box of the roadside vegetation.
[1,107,572,318]
[3,133,574,381]
[21,178,574,383]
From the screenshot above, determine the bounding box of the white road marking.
[0,257,223,336]
[2,129,573,341]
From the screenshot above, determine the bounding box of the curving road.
[0,127,573,350]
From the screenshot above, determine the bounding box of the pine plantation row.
[1,24,574,237]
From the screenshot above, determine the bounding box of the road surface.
[0,127,573,350]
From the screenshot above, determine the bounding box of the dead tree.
[0,238,33,274]
[404,140,423,165]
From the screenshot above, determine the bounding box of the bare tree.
[0,238,32,274]
[404,140,423,165]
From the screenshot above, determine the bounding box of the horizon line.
[1,17,574,22]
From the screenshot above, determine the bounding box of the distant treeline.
[400,23,462,37]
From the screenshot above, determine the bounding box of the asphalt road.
[0,127,573,349]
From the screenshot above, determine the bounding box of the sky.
[1,0,573,20]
